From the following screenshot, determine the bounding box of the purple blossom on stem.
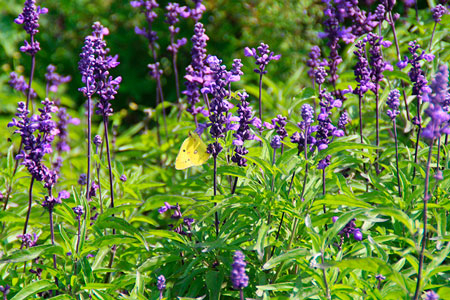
[157,275,166,291]
[203,56,235,158]
[270,135,281,149]
[231,92,258,167]
[55,107,79,153]
[386,89,401,120]
[307,46,324,79]
[422,65,450,140]
[338,110,349,129]
[188,0,206,22]
[78,174,87,185]
[353,40,375,97]
[332,217,363,241]
[231,251,249,290]
[366,33,393,89]
[42,189,70,211]
[8,72,37,99]
[14,0,48,55]
[432,4,447,23]
[8,99,59,186]
[17,232,39,248]
[184,22,209,120]
[73,205,84,220]
[45,65,71,94]
[244,43,281,75]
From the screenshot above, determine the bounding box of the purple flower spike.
[432,4,447,23]
[244,43,280,75]
[120,174,127,182]
[9,72,37,98]
[78,174,87,185]
[422,65,450,140]
[15,0,48,55]
[157,275,166,294]
[270,135,282,149]
[183,22,209,118]
[45,65,71,93]
[301,104,314,126]
[386,89,400,120]
[73,205,84,220]
[189,0,205,22]
[231,251,249,290]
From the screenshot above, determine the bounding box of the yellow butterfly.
[175,132,210,170]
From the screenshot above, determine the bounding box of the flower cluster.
[291,104,316,154]
[332,216,363,241]
[188,0,206,22]
[432,4,448,23]
[55,107,80,154]
[386,89,401,120]
[8,99,59,188]
[366,33,393,90]
[158,202,194,235]
[165,3,188,54]
[184,22,209,117]
[0,285,10,299]
[17,232,40,248]
[202,56,236,158]
[230,251,249,290]
[422,65,450,140]
[131,0,159,43]
[266,114,288,141]
[307,46,327,80]
[231,92,259,166]
[78,22,121,117]
[45,65,71,94]
[14,0,48,55]
[244,43,281,75]
[157,275,166,291]
[397,41,433,97]
[42,190,70,211]
[73,205,84,220]
[8,72,37,99]
[353,40,374,97]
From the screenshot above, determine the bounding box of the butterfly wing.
[189,133,210,167]
[175,133,210,170]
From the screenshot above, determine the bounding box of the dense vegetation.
[1,0,450,299]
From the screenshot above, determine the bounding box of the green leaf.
[312,194,373,210]
[93,216,149,250]
[81,283,118,290]
[263,248,308,270]
[11,280,57,300]
[205,270,223,300]
[0,245,64,264]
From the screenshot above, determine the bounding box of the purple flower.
[78,174,87,185]
[45,65,71,93]
[425,290,439,300]
[375,274,386,281]
[386,89,401,120]
[332,217,363,241]
[14,0,48,55]
[73,205,84,220]
[0,285,10,297]
[79,22,121,117]
[229,59,244,83]
[188,0,205,22]
[244,42,281,75]
[17,232,40,248]
[366,33,392,91]
[422,65,450,140]
[231,92,259,166]
[307,46,326,79]
[203,56,236,158]
[353,40,375,96]
[183,22,209,118]
[9,72,37,98]
[55,107,79,154]
[301,104,314,126]
[338,111,349,129]
[120,174,127,182]
[157,275,166,291]
[8,99,59,187]
[375,4,386,22]
[317,155,331,170]
[131,0,159,42]
[432,4,447,23]
[230,251,249,290]
[270,135,282,149]
[89,181,99,198]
